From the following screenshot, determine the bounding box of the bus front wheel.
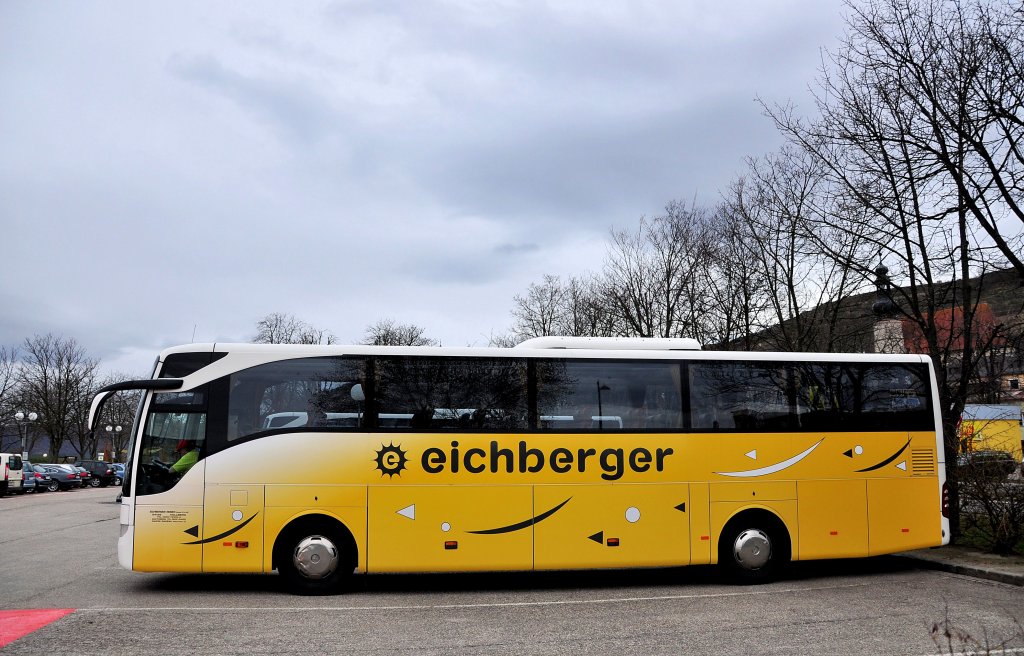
[718,511,790,583]
[275,518,355,595]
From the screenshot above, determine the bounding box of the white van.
[1,453,25,496]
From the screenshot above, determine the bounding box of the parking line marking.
[0,609,75,648]
[919,649,1024,656]
[75,582,871,613]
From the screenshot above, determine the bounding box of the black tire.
[46,480,59,492]
[274,520,355,595]
[89,478,101,487]
[718,512,790,583]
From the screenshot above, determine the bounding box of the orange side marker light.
[444,541,458,550]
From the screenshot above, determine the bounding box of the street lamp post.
[104,424,122,462]
[14,411,38,459]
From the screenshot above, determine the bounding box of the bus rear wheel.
[275,519,355,595]
[718,512,789,583]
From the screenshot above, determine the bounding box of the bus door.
[131,391,208,573]
[367,484,534,572]
[534,483,691,570]
[132,462,206,573]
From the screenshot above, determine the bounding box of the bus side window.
[536,360,682,432]
[376,357,528,431]
[689,361,794,431]
[794,364,853,430]
[227,356,368,441]
[856,363,932,430]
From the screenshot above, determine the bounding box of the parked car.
[111,463,125,485]
[41,465,83,490]
[956,450,1020,478]
[73,466,91,486]
[75,460,120,487]
[1,452,25,496]
[20,465,36,492]
[24,464,56,492]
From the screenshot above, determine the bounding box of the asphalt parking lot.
[2,487,1023,655]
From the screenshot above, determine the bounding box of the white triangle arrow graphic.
[896,461,907,471]
[397,504,416,520]
[745,450,757,460]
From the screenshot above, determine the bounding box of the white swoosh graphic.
[715,438,825,477]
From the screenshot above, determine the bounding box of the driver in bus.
[171,439,200,475]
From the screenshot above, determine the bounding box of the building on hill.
[723,267,1024,407]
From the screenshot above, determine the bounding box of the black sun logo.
[374,442,408,478]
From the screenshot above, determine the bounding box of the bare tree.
[560,274,617,338]
[253,312,336,345]
[0,346,19,451]
[0,346,16,412]
[511,275,566,339]
[957,448,1024,555]
[18,334,99,462]
[1,388,46,457]
[720,148,866,352]
[603,201,718,339]
[485,331,519,348]
[511,273,614,340]
[703,200,773,349]
[848,0,1024,280]
[764,0,1024,537]
[512,203,761,347]
[362,319,437,346]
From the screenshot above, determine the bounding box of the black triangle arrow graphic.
[675,502,686,513]
[588,531,604,544]
[184,525,199,538]
[843,449,853,458]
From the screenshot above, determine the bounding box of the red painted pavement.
[0,609,75,648]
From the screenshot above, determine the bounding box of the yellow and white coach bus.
[89,337,949,594]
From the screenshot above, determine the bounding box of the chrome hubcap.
[733,529,771,570]
[293,535,339,580]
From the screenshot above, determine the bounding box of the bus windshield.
[135,388,207,496]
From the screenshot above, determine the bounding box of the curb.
[895,553,1024,587]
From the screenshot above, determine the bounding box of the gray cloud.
[168,54,342,146]
[0,0,844,374]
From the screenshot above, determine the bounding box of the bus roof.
[156,340,932,367]
[515,336,702,350]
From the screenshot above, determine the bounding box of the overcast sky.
[0,0,844,376]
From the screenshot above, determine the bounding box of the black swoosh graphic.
[467,497,572,535]
[183,513,259,545]
[855,439,911,472]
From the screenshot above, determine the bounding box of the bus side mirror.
[88,378,183,433]
[89,391,115,433]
